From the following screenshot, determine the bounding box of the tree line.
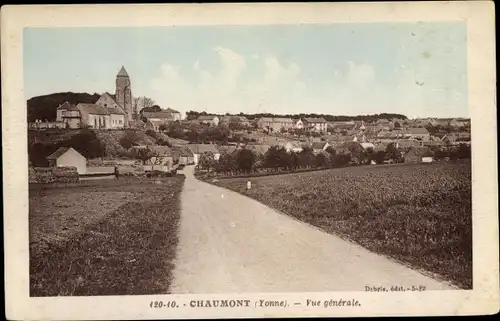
[159,121,257,144]
[196,142,471,177]
[186,111,408,122]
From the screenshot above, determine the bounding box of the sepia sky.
[24,23,468,118]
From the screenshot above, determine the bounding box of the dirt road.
[170,166,454,293]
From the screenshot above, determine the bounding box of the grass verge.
[30,176,185,296]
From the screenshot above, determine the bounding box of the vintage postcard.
[2,2,498,320]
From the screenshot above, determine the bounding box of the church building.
[56,66,135,129]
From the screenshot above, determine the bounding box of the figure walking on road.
[114,165,120,180]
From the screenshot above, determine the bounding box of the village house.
[412,118,438,128]
[256,117,295,132]
[221,115,251,128]
[295,119,304,130]
[165,108,182,121]
[197,115,220,126]
[423,140,445,148]
[171,145,195,165]
[141,107,181,122]
[217,145,241,155]
[187,144,221,165]
[391,118,405,128]
[145,119,166,132]
[441,132,471,145]
[404,146,433,163]
[47,147,87,174]
[361,124,384,137]
[396,139,423,149]
[449,118,468,129]
[374,141,389,152]
[376,119,392,130]
[302,117,328,132]
[137,146,175,172]
[328,122,357,134]
[56,102,81,129]
[405,127,431,141]
[360,142,375,151]
[141,111,175,121]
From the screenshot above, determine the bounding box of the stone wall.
[29,166,80,184]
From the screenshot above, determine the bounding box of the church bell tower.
[115,66,133,126]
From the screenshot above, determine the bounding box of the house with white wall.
[47,147,87,174]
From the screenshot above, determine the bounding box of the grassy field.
[211,160,472,289]
[30,176,185,296]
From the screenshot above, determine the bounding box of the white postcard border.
[2,2,498,319]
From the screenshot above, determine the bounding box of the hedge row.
[29,166,79,184]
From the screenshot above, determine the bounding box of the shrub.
[145,129,157,139]
[119,130,140,149]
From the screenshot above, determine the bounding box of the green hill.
[27,92,101,122]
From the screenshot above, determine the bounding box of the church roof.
[117,66,129,77]
[105,106,127,115]
[77,103,110,115]
[101,92,117,101]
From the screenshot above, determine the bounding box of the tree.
[325,146,337,167]
[187,122,202,143]
[386,142,403,163]
[235,149,256,173]
[156,138,172,147]
[337,142,365,165]
[364,147,374,164]
[297,146,315,168]
[334,153,351,167]
[263,146,290,171]
[145,129,157,138]
[133,97,141,114]
[119,130,140,149]
[133,147,157,165]
[372,150,386,164]
[140,105,161,114]
[218,152,236,175]
[456,143,471,159]
[199,151,215,171]
[158,123,168,132]
[64,129,105,159]
[314,152,329,168]
[425,124,437,135]
[142,97,156,109]
[208,124,230,143]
